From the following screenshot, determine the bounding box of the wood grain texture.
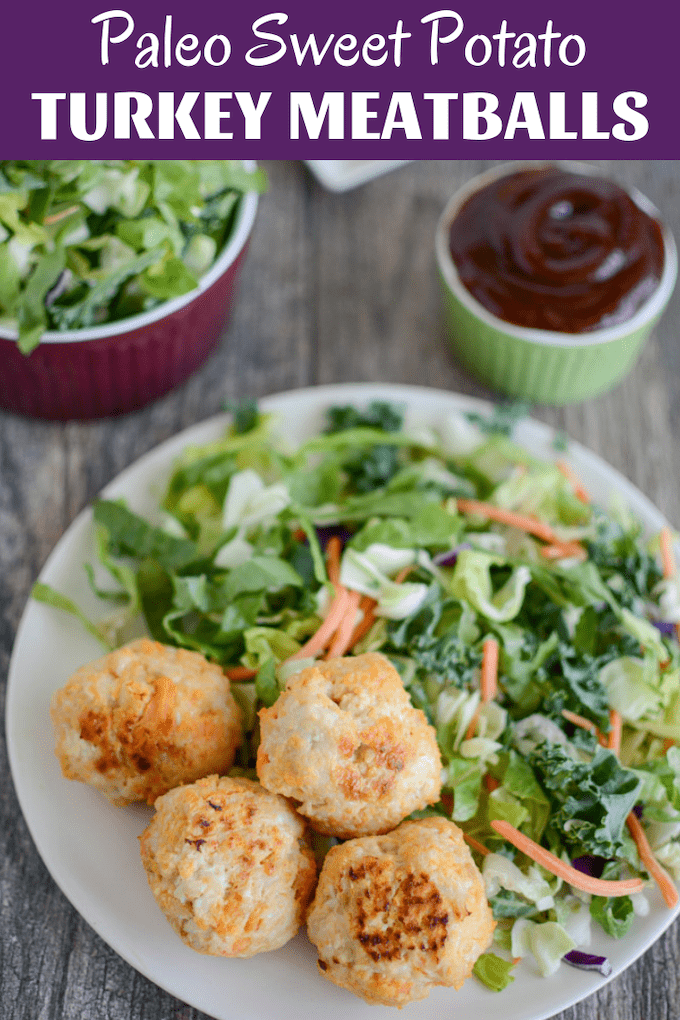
[1,159,679,1020]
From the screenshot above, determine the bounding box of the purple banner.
[2,0,677,157]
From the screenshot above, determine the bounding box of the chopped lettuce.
[473,952,516,991]
[512,920,576,976]
[590,892,635,939]
[451,550,531,622]
[31,581,112,649]
[0,160,267,352]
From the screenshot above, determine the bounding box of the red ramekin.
[0,163,260,421]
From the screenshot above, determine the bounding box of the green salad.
[35,399,680,989]
[0,160,266,353]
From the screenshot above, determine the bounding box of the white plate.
[6,383,679,1020]
[304,160,412,192]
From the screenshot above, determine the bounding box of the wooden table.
[1,159,678,1020]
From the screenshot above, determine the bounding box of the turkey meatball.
[306,816,495,1007]
[139,775,317,957]
[50,638,242,805]
[256,653,441,838]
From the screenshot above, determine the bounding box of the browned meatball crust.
[306,817,495,1007]
[50,638,242,805]
[256,653,442,838]
[140,775,317,956]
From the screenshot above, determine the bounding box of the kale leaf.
[325,401,405,494]
[529,744,641,858]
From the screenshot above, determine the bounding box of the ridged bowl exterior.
[440,275,660,405]
[0,248,247,421]
[0,160,259,421]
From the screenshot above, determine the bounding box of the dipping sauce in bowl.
[448,166,665,334]
[436,161,677,404]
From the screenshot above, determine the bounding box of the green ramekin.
[435,162,678,405]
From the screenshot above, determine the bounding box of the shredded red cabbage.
[434,542,472,567]
[315,526,353,549]
[563,950,612,976]
[652,619,676,636]
[571,855,608,878]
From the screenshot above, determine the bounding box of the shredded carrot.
[465,637,500,738]
[285,586,351,661]
[224,665,257,681]
[562,709,598,734]
[326,590,362,659]
[325,536,342,585]
[484,774,500,793]
[456,498,556,543]
[490,820,644,897]
[561,709,609,746]
[394,565,414,584]
[556,461,591,505]
[540,540,587,562]
[292,527,306,541]
[607,709,622,754]
[463,832,490,857]
[663,737,676,754]
[481,637,499,703]
[626,812,679,909]
[43,204,80,225]
[659,526,676,580]
[657,528,680,642]
[348,595,378,649]
[346,565,411,651]
[465,710,479,741]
